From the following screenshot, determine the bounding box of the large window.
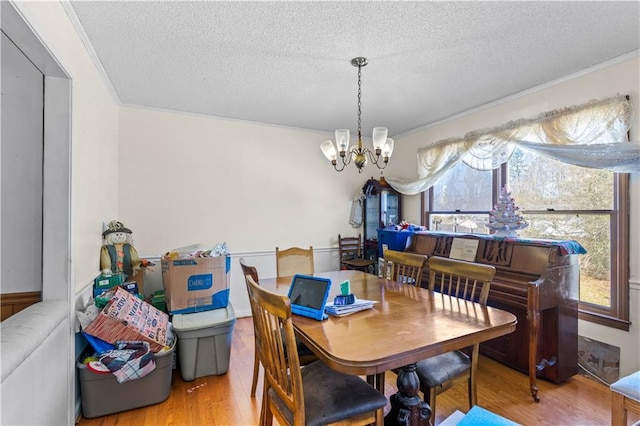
[424,153,630,329]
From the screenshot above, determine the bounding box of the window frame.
[422,166,630,330]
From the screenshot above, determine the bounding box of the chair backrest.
[382,248,428,286]
[338,234,362,262]
[245,275,305,424]
[275,246,314,277]
[427,256,496,305]
[239,257,259,284]
[240,257,261,319]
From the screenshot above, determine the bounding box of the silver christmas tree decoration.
[486,187,528,237]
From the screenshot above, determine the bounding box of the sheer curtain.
[387,95,639,195]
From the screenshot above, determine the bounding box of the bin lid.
[172,303,235,331]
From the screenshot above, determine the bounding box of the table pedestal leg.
[385,363,431,426]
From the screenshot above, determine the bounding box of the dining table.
[259,269,518,426]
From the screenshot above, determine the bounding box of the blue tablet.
[288,274,331,321]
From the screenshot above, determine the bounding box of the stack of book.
[325,298,377,317]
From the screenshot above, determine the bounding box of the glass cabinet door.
[381,190,399,227]
[364,194,380,241]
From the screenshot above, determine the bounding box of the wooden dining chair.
[239,258,317,399]
[245,275,387,426]
[414,256,496,420]
[610,370,640,426]
[239,258,262,398]
[382,248,427,286]
[275,246,314,277]
[338,234,375,273]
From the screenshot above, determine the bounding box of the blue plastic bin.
[377,229,416,257]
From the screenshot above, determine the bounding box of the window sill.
[578,309,630,331]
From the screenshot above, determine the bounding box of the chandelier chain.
[357,63,362,143]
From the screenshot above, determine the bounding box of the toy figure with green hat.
[100,220,141,279]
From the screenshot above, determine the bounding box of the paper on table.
[325,299,377,317]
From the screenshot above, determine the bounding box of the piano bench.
[610,371,640,426]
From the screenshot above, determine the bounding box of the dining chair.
[245,275,388,426]
[338,234,375,273]
[275,246,314,278]
[610,370,640,426]
[415,256,496,420]
[239,258,317,399]
[381,248,427,286]
[239,258,262,398]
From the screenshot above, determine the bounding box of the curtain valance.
[387,95,639,195]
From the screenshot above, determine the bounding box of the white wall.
[385,55,640,377]
[118,107,369,252]
[117,107,370,315]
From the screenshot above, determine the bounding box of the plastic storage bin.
[77,339,175,418]
[377,229,416,257]
[172,303,236,381]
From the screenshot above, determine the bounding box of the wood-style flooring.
[77,317,639,425]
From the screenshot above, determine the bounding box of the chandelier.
[320,57,394,173]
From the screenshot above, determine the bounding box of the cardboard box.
[127,269,145,296]
[161,255,230,314]
[84,287,169,352]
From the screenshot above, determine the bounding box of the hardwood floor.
[77,317,638,425]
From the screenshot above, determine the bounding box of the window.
[424,155,630,330]
[389,96,635,330]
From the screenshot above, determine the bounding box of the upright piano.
[405,230,584,401]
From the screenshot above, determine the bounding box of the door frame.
[2,0,73,422]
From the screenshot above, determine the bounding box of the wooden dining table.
[259,269,517,426]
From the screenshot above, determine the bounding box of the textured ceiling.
[67,1,640,137]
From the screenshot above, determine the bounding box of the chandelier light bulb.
[335,129,350,153]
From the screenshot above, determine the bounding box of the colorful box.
[161,255,230,314]
[84,287,169,352]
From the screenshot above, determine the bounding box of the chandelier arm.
[332,160,348,172]
[343,151,355,166]
[364,148,389,170]
[332,148,356,172]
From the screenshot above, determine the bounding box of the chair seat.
[415,350,471,388]
[611,371,640,401]
[343,258,375,268]
[269,360,388,426]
